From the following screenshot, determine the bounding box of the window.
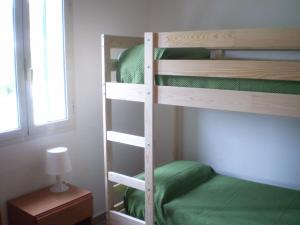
[0,0,72,143]
[29,0,67,126]
[0,0,19,134]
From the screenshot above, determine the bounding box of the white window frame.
[0,0,74,145]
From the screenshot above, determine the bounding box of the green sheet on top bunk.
[124,161,300,225]
[117,44,300,95]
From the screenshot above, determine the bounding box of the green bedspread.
[117,45,300,95]
[124,161,300,225]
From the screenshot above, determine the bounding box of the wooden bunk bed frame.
[101,28,300,225]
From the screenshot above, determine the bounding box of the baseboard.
[93,212,106,225]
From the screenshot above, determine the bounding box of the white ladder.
[101,33,155,225]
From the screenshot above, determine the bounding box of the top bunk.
[102,28,300,118]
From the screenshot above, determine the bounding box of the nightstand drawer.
[37,197,92,225]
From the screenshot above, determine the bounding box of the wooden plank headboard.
[157,28,300,49]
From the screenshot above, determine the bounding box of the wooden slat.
[107,35,143,49]
[107,131,145,148]
[108,172,145,191]
[158,28,300,49]
[113,184,127,195]
[173,107,183,160]
[156,60,300,81]
[110,210,145,225]
[157,86,300,118]
[119,209,126,214]
[113,201,125,211]
[106,82,145,102]
[144,32,155,225]
[105,82,300,118]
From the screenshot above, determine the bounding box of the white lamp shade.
[46,147,72,175]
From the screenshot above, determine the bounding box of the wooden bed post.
[144,32,155,225]
[101,34,113,224]
[173,107,183,160]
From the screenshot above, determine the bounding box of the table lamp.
[46,147,72,192]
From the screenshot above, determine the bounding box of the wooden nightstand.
[7,184,93,225]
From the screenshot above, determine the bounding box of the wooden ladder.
[101,33,155,225]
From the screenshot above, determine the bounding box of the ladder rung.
[107,131,145,148]
[110,210,145,225]
[108,172,145,191]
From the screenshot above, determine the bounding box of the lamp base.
[50,182,69,193]
[49,175,69,193]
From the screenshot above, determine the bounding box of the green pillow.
[117,44,210,83]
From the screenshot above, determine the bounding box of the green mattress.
[117,45,300,95]
[125,161,300,225]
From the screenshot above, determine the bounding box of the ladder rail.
[144,32,155,225]
[101,35,114,221]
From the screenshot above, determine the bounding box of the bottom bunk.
[124,161,300,225]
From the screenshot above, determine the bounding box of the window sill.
[0,117,75,148]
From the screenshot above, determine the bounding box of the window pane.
[29,0,67,126]
[0,0,20,134]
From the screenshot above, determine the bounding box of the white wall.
[149,0,300,30]
[149,0,300,189]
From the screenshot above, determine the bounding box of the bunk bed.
[101,28,300,225]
